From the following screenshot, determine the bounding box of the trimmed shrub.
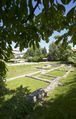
[28,55,44,62]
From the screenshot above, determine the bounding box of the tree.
[48,42,73,62]
[41,47,47,57]
[48,43,61,61]
[23,48,35,59]
[9,52,15,59]
[24,46,47,62]
[0,0,76,52]
[0,0,76,100]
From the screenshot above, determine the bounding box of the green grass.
[6,62,58,79]
[46,70,66,76]
[26,68,76,119]
[39,75,53,81]
[5,77,48,101]
[6,77,48,91]
[31,73,53,81]
[58,65,71,70]
[31,72,41,77]
[1,62,76,119]
[6,65,39,79]
[35,66,55,70]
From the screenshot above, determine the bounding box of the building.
[12,50,25,58]
[72,49,76,52]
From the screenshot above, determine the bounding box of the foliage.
[24,47,47,61]
[0,60,7,104]
[28,55,44,62]
[55,6,76,46]
[0,86,33,119]
[72,52,76,66]
[48,42,74,62]
[48,43,61,61]
[8,53,15,59]
[0,0,75,59]
[23,48,35,59]
[67,57,75,64]
[0,76,48,118]
[41,47,47,56]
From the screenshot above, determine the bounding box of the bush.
[67,57,74,64]
[73,56,76,66]
[0,86,33,119]
[28,55,44,62]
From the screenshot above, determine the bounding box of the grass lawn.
[31,72,41,77]
[6,65,39,79]
[46,70,66,77]
[39,75,53,81]
[6,77,48,92]
[26,68,76,119]
[58,65,71,70]
[5,77,48,101]
[6,62,58,79]
[1,62,76,119]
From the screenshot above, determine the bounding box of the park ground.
[0,61,76,119]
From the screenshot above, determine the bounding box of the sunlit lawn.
[6,77,48,91]
[6,65,39,79]
[39,75,53,81]
[1,62,76,119]
[31,73,53,81]
[58,65,71,70]
[5,77,48,101]
[26,68,76,119]
[6,62,58,79]
[46,70,66,76]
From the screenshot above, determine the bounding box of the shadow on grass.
[0,86,33,119]
[28,73,76,119]
[0,72,76,119]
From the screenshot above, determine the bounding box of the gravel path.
[7,62,48,66]
[44,69,72,93]
[6,71,41,82]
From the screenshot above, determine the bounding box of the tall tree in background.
[48,42,73,62]
[23,48,35,59]
[48,43,61,61]
[24,47,47,61]
[41,47,47,57]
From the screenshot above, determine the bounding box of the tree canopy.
[48,42,74,62]
[0,0,76,54]
[24,47,47,62]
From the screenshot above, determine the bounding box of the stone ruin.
[25,64,73,104]
[25,88,47,103]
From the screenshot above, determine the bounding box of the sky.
[12,0,76,52]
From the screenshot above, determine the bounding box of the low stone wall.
[25,75,51,83]
[42,74,59,79]
[24,64,72,104]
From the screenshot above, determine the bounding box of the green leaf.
[61,0,71,4]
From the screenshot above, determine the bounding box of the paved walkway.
[44,69,72,93]
[6,71,41,82]
[6,64,64,82]
[7,62,48,66]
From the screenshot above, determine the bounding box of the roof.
[72,49,76,51]
[12,50,25,55]
[13,50,20,52]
